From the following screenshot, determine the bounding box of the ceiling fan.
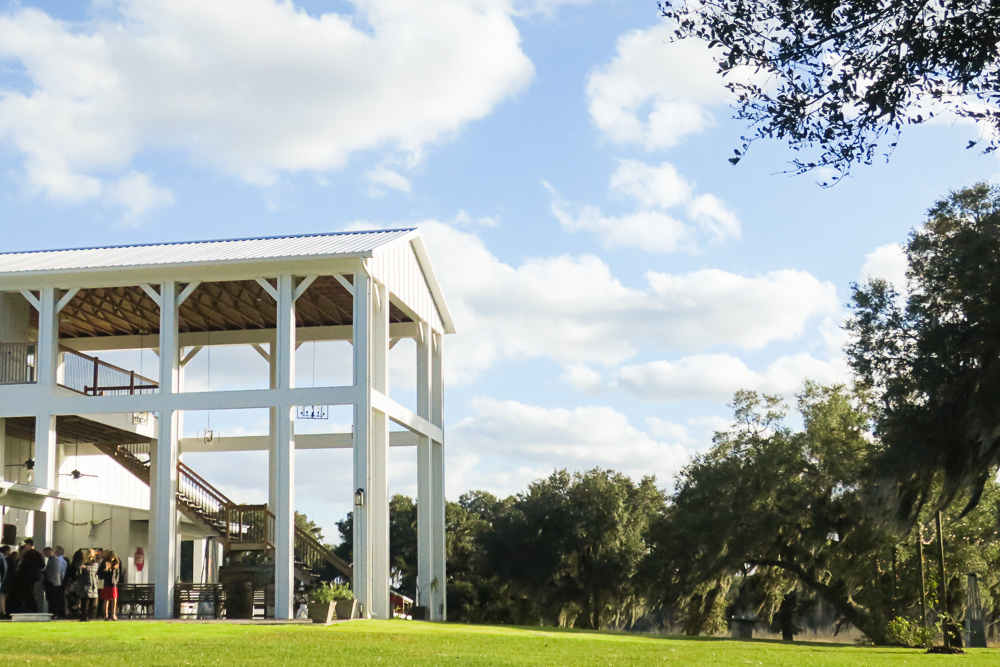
[59,440,97,480]
[5,458,35,483]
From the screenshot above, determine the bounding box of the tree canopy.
[847,183,1000,520]
[659,0,1000,182]
[649,383,898,642]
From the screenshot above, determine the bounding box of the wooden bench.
[118,584,155,619]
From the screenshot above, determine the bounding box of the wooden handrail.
[178,461,233,508]
[295,525,353,579]
[60,345,158,395]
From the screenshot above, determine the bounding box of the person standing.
[18,539,45,613]
[42,547,63,618]
[63,550,84,619]
[99,551,121,621]
[55,546,68,617]
[77,550,100,622]
[0,545,10,618]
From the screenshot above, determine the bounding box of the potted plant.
[307,582,356,624]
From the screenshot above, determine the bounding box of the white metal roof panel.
[0,229,417,274]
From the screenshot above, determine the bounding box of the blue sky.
[0,0,993,537]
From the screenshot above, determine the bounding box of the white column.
[431,331,446,621]
[352,270,372,617]
[416,323,433,612]
[273,274,296,620]
[268,345,278,512]
[0,417,5,482]
[370,281,390,619]
[152,281,180,619]
[35,287,58,389]
[32,287,58,545]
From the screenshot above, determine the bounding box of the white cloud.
[366,166,412,197]
[645,416,690,442]
[550,198,693,254]
[0,0,533,202]
[548,159,740,252]
[586,23,723,150]
[859,242,907,287]
[450,397,689,495]
[686,193,741,243]
[614,352,850,402]
[561,363,603,393]
[105,171,174,223]
[609,157,692,209]
[418,222,840,384]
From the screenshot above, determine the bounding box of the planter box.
[335,599,358,620]
[307,601,335,624]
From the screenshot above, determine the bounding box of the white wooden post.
[32,287,58,545]
[370,280,390,619]
[268,345,278,513]
[416,323,433,612]
[431,331,446,620]
[152,281,180,619]
[274,274,296,620]
[0,417,5,482]
[352,270,372,617]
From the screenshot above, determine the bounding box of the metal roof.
[0,228,418,274]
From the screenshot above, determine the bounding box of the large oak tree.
[659,0,1000,182]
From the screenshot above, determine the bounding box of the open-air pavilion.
[0,228,453,621]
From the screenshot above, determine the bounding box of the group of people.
[0,540,122,621]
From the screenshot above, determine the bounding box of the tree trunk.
[750,559,885,644]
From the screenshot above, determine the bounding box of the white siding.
[369,241,444,332]
[57,443,150,510]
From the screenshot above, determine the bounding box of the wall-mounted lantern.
[354,488,365,507]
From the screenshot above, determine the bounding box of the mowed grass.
[0,620,995,666]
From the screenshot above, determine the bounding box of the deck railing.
[0,342,36,385]
[60,347,158,395]
[225,504,275,552]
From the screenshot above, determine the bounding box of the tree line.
[319,184,1000,643]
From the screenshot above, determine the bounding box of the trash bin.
[224,581,254,620]
[731,618,757,640]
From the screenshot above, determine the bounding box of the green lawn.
[0,620,993,666]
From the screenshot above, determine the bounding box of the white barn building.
[0,229,453,621]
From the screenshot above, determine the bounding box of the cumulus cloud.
[609,159,692,209]
[106,171,174,223]
[0,0,533,203]
[449,397,690,495]
[418,222,840,383]
[859,242,907,288]
[366,167,412,197]
[614,352,850,402]
[548,159,740,252]
[586,23,723,150]
[561,363,604,393]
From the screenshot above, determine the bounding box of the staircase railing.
[60,347,158,396]
[178,461,231,530]
[0,342,36,385]
[295,526,353,580]
[91,434,351,582]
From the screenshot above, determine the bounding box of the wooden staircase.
[90,439,352,583]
